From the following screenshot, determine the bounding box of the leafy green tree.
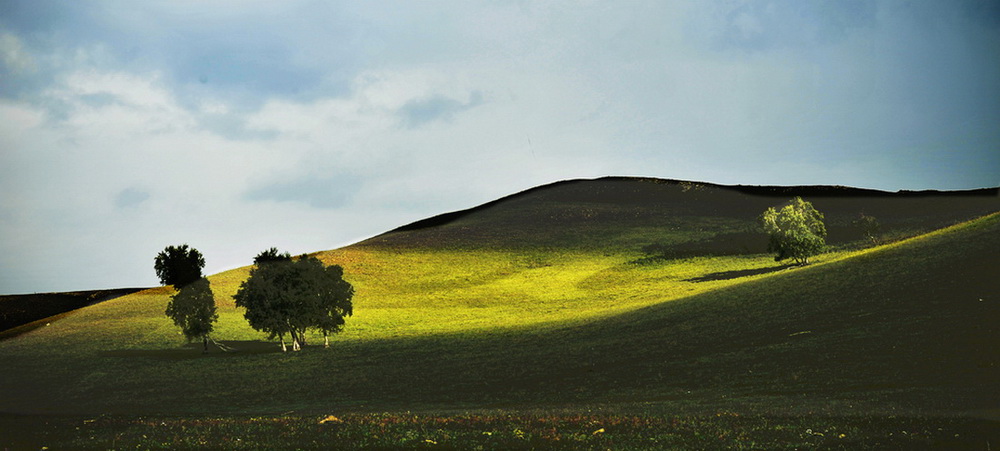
[234,253,297,351]
[853,213,881,245]
[154,244,206,287]
[300,257,355,348]
[233,250,354,352]
[164,278,218,352]
[759,197,827,265]
[254,247,292,265]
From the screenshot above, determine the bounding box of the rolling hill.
[0,288,149,337]
[1,177,998,448]
[367,176,999,248]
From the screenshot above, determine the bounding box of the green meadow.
[2,178,998,449]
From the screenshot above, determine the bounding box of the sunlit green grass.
[0,231,868,417]
[3,242,863,356]
[1,211,996,432]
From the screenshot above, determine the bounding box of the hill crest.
[385,177,998,234]
[363,176,1000,252]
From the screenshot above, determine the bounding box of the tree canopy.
[164,277,217,352]
[854,212,881,245]
[233,251,354,351]
[253,247,292,265]
[154,244,206,287]
[759,197,827,265]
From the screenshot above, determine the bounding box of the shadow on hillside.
[684,264,795,283]
[631,232,765,266]
[102,340,285,360]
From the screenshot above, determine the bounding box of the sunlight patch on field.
[1,243,875,356]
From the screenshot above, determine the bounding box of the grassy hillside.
[0,288,149,335]
[1,177,998,448]
[366,177,999,252]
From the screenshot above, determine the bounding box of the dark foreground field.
[3,412,998,450]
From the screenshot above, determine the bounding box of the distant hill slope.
[363,177,999,253]
[0,288,149,336]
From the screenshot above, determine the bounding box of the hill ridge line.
[382,176,999,235]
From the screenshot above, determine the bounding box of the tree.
[164,278,218,352]
[234,253,297,351]
[759,197,827,265]
[254,247,291,265]
[853,213,881,245]
[154,244,206,287]
[300,258,354,348]
[233,250,354,352]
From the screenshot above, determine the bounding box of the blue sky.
[1,1,998,294]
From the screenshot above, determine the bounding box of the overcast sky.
[1,1,998,294]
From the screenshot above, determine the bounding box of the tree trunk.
[292,338,301,352]
[280,334,287,352]
[202,335,208,353]
[324,332,329,348]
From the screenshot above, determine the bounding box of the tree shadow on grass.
[684,264,796,283]
[102,340,284,360]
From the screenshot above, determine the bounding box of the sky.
[1,1,998,294]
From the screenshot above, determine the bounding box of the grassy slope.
[365,177,1000,251]
[0,288,149,334]
[0,179,997,421]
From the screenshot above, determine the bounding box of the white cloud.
[240,56,628,208]
[1,1,998,293]
[0,102,43,132]
[0,70,307,292]
[0,33,36,74]
[62,70,176,110]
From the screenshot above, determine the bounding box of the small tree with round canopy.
[759,197,827,265]
[154,244,206,287]
[164,278,217,352]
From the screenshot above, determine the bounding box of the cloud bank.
[1,1,998,293]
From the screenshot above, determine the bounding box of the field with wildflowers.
[1,178,998,448]
[6,411,999,449]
